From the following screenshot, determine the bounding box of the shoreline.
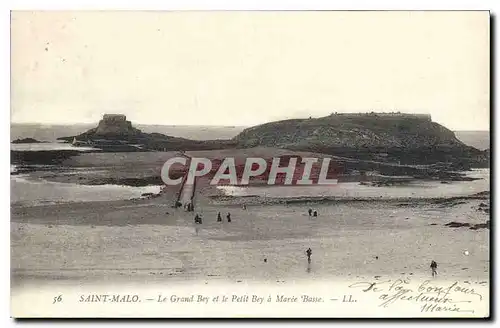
[208,191,490,206]
[10,165,489,209]
[11,146,490,186]
[10,177,490,210]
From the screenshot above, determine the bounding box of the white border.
[3,0,497,11]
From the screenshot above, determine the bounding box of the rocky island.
[234,112,489,168]
[12,112,489,183]
[56,112,488,167]
[57,114,236,152]
[11,137,44,144]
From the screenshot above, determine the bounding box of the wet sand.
[11,192,490,287]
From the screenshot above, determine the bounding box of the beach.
[11,180,490,285]
[9,142,491,317]
[11,184,490,317]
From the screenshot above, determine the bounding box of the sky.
[11,11,490,130]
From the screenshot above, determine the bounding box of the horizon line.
[9,121,490,132]
[10,121,250,127]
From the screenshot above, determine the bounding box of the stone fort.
[330,112,432,121]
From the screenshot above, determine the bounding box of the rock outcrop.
[233,113,488,167]
[12,138,43,144]
[57,114,237,152]
[445,220,490,230]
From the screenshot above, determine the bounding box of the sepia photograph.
[10,10,490,318]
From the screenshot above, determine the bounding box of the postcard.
[10,10,490,318]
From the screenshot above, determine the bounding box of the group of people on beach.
[308,208,319,217]
[193,212,232,225]
[217,212,232,222]
[174,201,194,212]
[176,197,235,225]
[178,201,440,278]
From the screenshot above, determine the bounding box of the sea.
[10,124,490,205]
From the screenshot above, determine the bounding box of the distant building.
[95,114,136,136]
[330,112,432,121]
[102,114,127,122]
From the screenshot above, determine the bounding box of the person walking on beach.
[306,248,312,264]
[430,260,438,277]
[308,208,313,216]
[217,212,222,222]
[227,212,232,223]
[313,210,318,217]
